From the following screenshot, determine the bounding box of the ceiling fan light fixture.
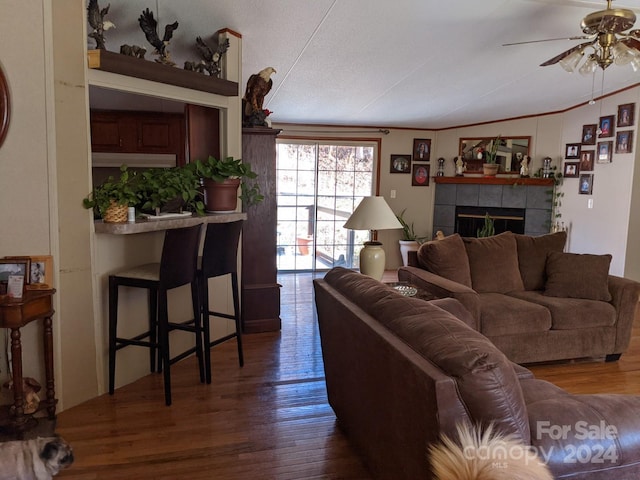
[612,41,634,65]
[579,55,598,76]
[629,55,640,71]
[559,49,584,72]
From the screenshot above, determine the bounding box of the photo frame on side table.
[0,258,29,299]
[27,255,53,289]
[412,138,431,161]
[411,164,430,186]
[390,154,411,173]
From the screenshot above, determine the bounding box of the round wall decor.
[0,65,10,148]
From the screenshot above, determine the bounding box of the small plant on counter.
[137,166,205,216]
[82,165,141,218]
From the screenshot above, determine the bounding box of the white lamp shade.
[343,196,402,231]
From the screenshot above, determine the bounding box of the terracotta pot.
[483,163,499,177]
[203,178,241,213]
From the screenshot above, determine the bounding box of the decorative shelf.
[434,176,554,186]
[87,49,238,97]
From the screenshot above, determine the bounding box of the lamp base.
[359,241,385,281]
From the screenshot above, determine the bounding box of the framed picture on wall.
[597,141,613,163]
[411,164,430,186]
[412,138,431,161]
[565,143,581,159]
[563,162,579,178]
[617,103,635,127]
[579,150,594,171]
[581,124,597,145]
[598,115,614,138]
[579,173,594,195]
[390,154,411,173]
[615,130,633,154]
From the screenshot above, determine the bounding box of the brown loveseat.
[398,231,640,364]
[314,267,640,479]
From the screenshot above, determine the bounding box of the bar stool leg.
[201,276,213,384]
[231,272,244,367]
[191,280,205,383]
[157,289,172,406]
[149,288,158,373]
[108,277,118,395]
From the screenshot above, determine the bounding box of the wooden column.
[241,127,281,333]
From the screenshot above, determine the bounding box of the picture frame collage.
[0,255,53,299]
[390,138,431,187]
[564,103,635,195]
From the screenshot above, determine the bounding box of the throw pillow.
[514,231,567,291]
[463,232,525,293]
[416,233,472,287]
[544,252,612,301]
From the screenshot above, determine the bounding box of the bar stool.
[199,220,244,384]
[108,223,204,406]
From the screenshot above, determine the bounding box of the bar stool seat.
[108,223,204,406]
[199,220,244,384]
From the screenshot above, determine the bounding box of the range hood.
[91,152,177,168]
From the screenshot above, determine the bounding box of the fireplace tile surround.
[432,177,554,237]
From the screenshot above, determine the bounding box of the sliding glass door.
[276,140,376,272]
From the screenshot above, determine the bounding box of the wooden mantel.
[434,176,554,186]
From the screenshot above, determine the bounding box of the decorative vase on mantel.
[483,163,499,177]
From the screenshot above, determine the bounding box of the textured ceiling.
[91,0,640,129]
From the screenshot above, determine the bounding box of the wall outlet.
[588,198,594,209]
[390,189,396,198]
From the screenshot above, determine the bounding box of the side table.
[0,289,57,431]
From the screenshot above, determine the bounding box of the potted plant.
[483,135,502,176]
[477,213,495,237]
[190,155,263,212]
[82,165,141,222]
[137,166,204,216]
[396,209,426,266]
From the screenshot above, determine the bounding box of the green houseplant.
[82,165,141,222]
[190,155,263,212]
[137,166,204,216]
[477,212,495,237]
[483,135,502,176]
[396,209,426,266]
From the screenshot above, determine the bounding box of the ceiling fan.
[504,0,640,73]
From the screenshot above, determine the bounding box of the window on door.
[276,140,377,272]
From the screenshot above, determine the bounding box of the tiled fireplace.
[433,177,554,237]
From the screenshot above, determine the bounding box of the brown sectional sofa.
[314,267,640,479]
[398,231,640,364]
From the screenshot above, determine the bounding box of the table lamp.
[343,196,402,280]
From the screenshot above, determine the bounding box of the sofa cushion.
[508,290,616,330]
[323,267,531,443]
[514,231,567,291]
[463,232,525,294]
[479,293,552,336]
[544,252,612,302]
[416,233,472,288]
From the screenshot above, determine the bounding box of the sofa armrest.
[608,275,640,353]
[398,266,481,322]
[511,362,534,379]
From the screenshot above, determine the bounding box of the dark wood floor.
[55,272,640,479]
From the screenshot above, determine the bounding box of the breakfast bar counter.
[94,212,247,234]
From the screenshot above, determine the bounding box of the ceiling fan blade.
[502,35,593,47]
[540,40,596,66]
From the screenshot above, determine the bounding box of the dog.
[0,436,73,480]
[429,423,553,480]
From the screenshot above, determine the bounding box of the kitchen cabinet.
[90,110,186,165]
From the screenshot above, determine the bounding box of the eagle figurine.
[242,67,276,127]
[138,8,179,66]
[87,0,115,50]
[184,36,230,77]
